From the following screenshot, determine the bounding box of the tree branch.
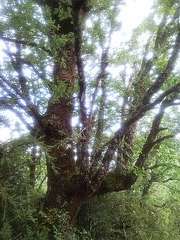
[72,6,87,129]
[3,49,46,81]
[0,34,51,55]
[0,105,33,133]
[90,73,107,176]
[0,74,41,122]
[135,96,177,169]
[89,48,109,121]
[142,28,180,106]
[124,81,180,129]
[0,74,27,100]
[72,3,90,175]
[153,134,175,146]
[89,30,112,175]
[90,78,180,179]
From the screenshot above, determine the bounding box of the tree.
[0,0,180,225]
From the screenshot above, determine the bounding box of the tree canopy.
[0,0,180,231]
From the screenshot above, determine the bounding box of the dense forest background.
[1,0,180,239]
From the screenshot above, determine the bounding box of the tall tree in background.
[0,0,180,224]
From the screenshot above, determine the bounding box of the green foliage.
[154,0,179,16]
[78,189,180,240]
[51,79,74,101]
[0,222,12,240]
[0,137,46,239]
[0,137,90,239]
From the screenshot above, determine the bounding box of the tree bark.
[39,2,93,223]
[42,41,77,211]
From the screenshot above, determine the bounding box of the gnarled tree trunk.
[38,1,93,224]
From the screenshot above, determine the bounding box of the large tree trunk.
[42,42,78,215]
[38,1,95,225]
[40,31,91,226]
[32,1,80,222]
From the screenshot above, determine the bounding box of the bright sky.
[120,0,153,32]
[0,0,153,142]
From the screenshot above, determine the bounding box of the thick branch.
[96,170,136,194]
[92,130,125,187]
[117,61,138,170]
[72,4,89,175]
[142,28,180,106]
[125,81,180,128]
[135,97,176,169]
[89,48,109,120]
[89,38,111,175]
[154,9,179,51]
[153,134,174,146]
[72,7,87,129]
[90,76,107,176]
[91,80,180,177]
